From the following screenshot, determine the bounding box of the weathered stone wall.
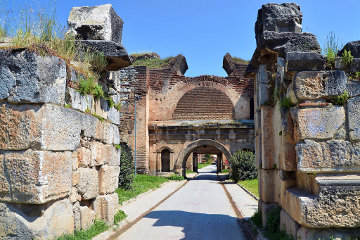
[251,3,360,239]
[0,4,128,239]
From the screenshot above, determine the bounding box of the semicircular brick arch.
[172,87,234,120]
[174,139,232,177]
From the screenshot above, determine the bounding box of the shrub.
[118,144,135,190]
[230,150,257,182]
[265,206,281,233]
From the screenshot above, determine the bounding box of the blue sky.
[2,0,360,76]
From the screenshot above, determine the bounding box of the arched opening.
[175,139,232,177]
[161,149,170,172]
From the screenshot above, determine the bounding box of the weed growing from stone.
[279,97,295,109]
[330,90,349,105]
[342,49,354,67]
[77,76,104,99]
[92,113,105,122]
[114,102,122,111]
[323,31,341,69]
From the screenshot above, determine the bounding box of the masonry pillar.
[217,153,222,173]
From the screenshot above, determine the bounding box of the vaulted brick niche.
[172,87,234,120]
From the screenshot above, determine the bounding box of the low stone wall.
[0,40,123,240]
[252,3,360,239]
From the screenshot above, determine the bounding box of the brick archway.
[175,139,232,177]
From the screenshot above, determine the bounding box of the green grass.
[238,178,259,198]
[132,56,174,69]
[186,170,195,173]
[114,210,127,225]
[232,56,249,64]
[166,174,185,181]
[115,174,169,204]
[57,220,109,240]
[221,169,230,173]
[198,163,211,169]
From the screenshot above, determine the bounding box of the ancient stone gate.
[117,55,255,176]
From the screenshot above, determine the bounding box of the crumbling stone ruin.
[0,4,128,239]
[1,2,360,239]
[249,3,360,239]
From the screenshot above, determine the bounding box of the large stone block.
[0,150,72,204]
[94,121,120,145]
[257,65,271,106]
[67,87,93,113]
[284,175,360,228]
[77,147,91,167]
[296,226,360,240]
[259,169,280,203]
[261,106,277,169]
[90,142,110,166]
[291,106,345,140]
[77,168,99,200]
[99,166,120,195]
[293,71,347,101]
[279,111,297,171]
[79,206,96,230]
[67,4,123,43]
[0,49,66,105]
[339,40,360,58]
[109,146,121,166]
[286,51,326,72]
[296,140,360,172]
[0,199,74,239]
[0,103,83,151]
[347,96,360,141]
[92,193,118,225]
[255,3,302,41]
[77,40,131,71]
[260,202,279,228]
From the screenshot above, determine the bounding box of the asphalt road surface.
[117,165,245,240]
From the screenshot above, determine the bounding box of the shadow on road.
[144,210,242,240]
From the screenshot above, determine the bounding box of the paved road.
[117,165,245,240]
